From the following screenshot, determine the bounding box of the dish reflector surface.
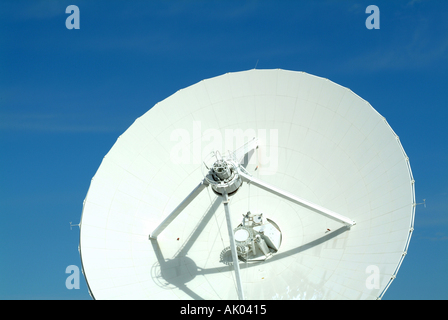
[80,69,415,300]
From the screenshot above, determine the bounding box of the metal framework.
[148,137,355,299]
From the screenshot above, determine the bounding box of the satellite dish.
[79,69,415,300]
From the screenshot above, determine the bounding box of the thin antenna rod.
[254,59,259,69]
[70,222,80,230]
[415,199,426,208]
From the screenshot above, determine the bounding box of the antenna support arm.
[149,179,209,239]
[239,172,355,227]
[222,191,245,300]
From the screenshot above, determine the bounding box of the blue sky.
[0,0,446,300]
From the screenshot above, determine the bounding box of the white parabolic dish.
[79,69,415,300]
